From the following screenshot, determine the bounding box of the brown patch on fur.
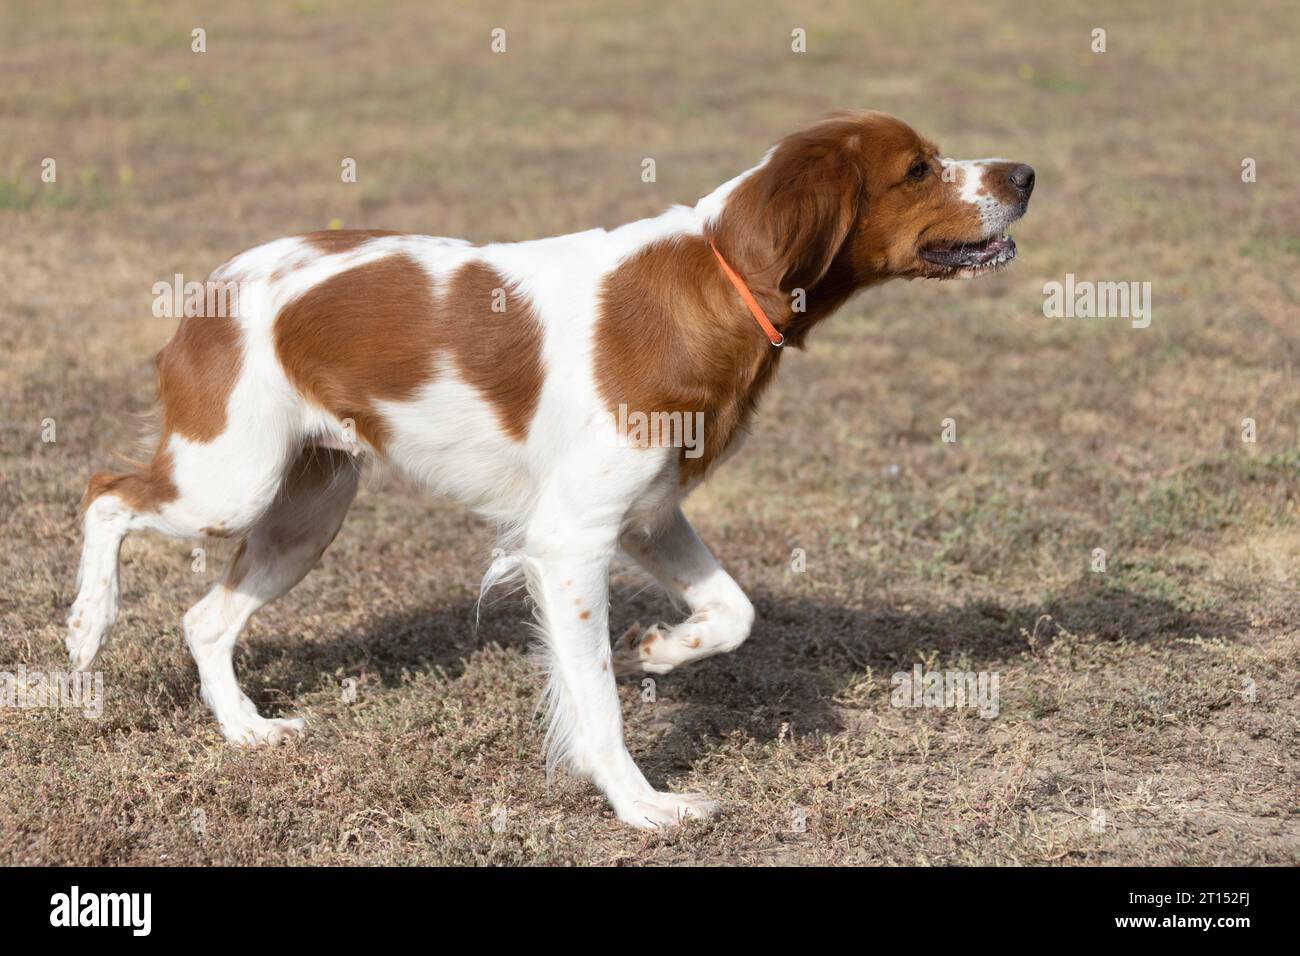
[154,304,245,445]
[83,449,179,513]
[300,229,400,255]
[595,237,780,484]
[274,255,545,452]
[442,261,545,441]
[268,231,401,282]
[579,610,591,620]
[977,161,1025,205]
[275,255,436,450]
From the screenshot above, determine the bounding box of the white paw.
[618,791,720,830]
[219,715,306,747]
[613,616,719,676]
[613,620,661,676]
[65,609,108,671]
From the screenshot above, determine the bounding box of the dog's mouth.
[919,233,1017,274]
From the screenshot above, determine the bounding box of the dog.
[67,110,1033,829]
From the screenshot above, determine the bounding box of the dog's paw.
[613,620,666,676]
[617,791,720,830]
[219,715,306,747]
[65,607,109,672]
[613,618,714,676]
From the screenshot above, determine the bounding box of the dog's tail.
[476,545,527,627]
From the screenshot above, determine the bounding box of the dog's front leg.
[614,506,755,676]
[524,514,718,829]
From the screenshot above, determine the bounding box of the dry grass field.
[1,0,1297,865]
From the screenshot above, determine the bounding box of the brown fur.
[84,450,179,512]
[300,229,400,256]
[269,231,401,283]
[443,261,546,442]
[974,160,1026,205]
[154,312,244,444]
[595,237,780,484]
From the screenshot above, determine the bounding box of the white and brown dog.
[68,110,1033,828]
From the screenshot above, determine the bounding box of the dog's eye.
[907,159,930,181]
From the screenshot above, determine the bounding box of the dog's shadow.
[249,571,1241,781]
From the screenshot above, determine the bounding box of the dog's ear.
[719,120,866,294]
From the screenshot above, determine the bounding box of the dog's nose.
[1008,164,1035,197]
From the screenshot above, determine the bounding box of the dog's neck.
[697,169,871,351]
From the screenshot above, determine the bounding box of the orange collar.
[709,240,785,347]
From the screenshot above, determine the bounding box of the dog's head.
[716,110,1034,296]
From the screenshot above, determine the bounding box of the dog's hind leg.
[67,288,311,672]
[67,398,300,671]
[181,447,358,746]
[66,472,148,671]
